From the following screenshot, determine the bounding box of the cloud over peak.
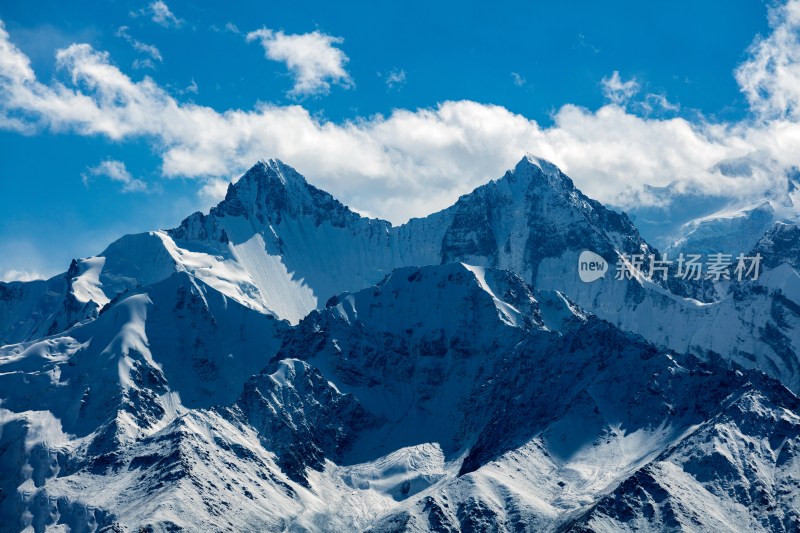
[3,3,800,223]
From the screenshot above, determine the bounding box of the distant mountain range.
[1,156,798,532]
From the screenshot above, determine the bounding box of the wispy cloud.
[132,1,183,28]
[511,72,526,87]
[246,27,353,98]
[640,93,680,115]
[116,26,162,67]
[575,33,600,54]
[184,78,198,94]
[601,71,639,105]
[197,177,230,207]
[3,3,800,223]
[81,160,149,193]
[210,22,241,34]
[381,68,406,90]
[132,58,156,70]
[1,269,45,282]
[601,71,681,117]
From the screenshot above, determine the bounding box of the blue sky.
[0,0,795,280]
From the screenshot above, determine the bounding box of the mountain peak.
[238,158,308,192]
[488,153,577,200]
[517,153,561,176]
[203,158,362,228]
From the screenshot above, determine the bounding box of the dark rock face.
[258,263,800,531]
[439,157,653,279]
[562,382,800,532]
[231,360,376,485]
[752,222,800,270]
[212,159,369,229]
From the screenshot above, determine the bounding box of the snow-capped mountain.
[2,155,800,531]
[2,262,797,531]
[627,156,800,258]
[3,155,800,386]
[0,155,658,341]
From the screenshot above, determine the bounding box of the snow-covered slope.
[3,155,660,343]
[562,383,800,532]
[665,199,791,257]
[0,262,98,346]
[4,155,800,394]
[0,271,288,530]
[1,155,660,341]
[3,263,798,532]
[3,154,800,530]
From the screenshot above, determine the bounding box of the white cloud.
[736,0,800,119]
[246,27,353,97]
[198,177,231,207]
[116,26,162,64]
[132,58,156,70]
[2,3,800,224]
[382,68,406,89]
[211,22,241,34]
[1,269,45,282]
[147,1,183,28]
[640,93,680,114]
[601,71,639,105]
[182,77,198,94]
[82,160,149,193]
[511,72,526,87]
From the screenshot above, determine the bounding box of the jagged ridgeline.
[1,156,799,532]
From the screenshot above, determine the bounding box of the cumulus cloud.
[246,27,353,97]
[2,4,800,223]
[81,160,149,193]
[736,0,800,119]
